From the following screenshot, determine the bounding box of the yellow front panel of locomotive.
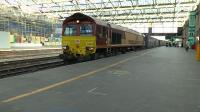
[62,36,96,55]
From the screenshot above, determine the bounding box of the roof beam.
[40,2,196,14]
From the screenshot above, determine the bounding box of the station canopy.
[0,0,199,33]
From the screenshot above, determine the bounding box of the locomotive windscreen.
[63,25,77,36]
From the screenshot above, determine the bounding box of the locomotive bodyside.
[108,24,144,48]
[124,31,144,46]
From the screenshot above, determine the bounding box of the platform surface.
[0,47,200,112]
[0,46,62,62]
[0,46,61,51]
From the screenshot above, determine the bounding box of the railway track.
[0,56,64,79]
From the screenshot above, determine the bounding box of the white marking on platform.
[88,88,97,93]
[88,87,107,96]
[108,70,131,76]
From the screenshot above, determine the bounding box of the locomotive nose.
[62,36,96,57]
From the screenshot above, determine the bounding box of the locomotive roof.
[90,16,108,27]
[122,27,142,36]
[64,13,142,36]
[63,13,108,26]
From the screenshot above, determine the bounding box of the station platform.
[0,47,199,112]
[0,46,62,62]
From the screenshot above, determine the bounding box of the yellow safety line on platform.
[2,50,152,103]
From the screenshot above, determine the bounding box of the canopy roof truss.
[0,0,199,28]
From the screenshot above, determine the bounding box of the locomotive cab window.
[64,25,77,36]
[80,24,93,36]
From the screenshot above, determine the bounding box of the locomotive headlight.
[62,46,69,50]
[76,20,80,23]
[89,47,94,50]
[62,46,66,49]
[86,47,94,51]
